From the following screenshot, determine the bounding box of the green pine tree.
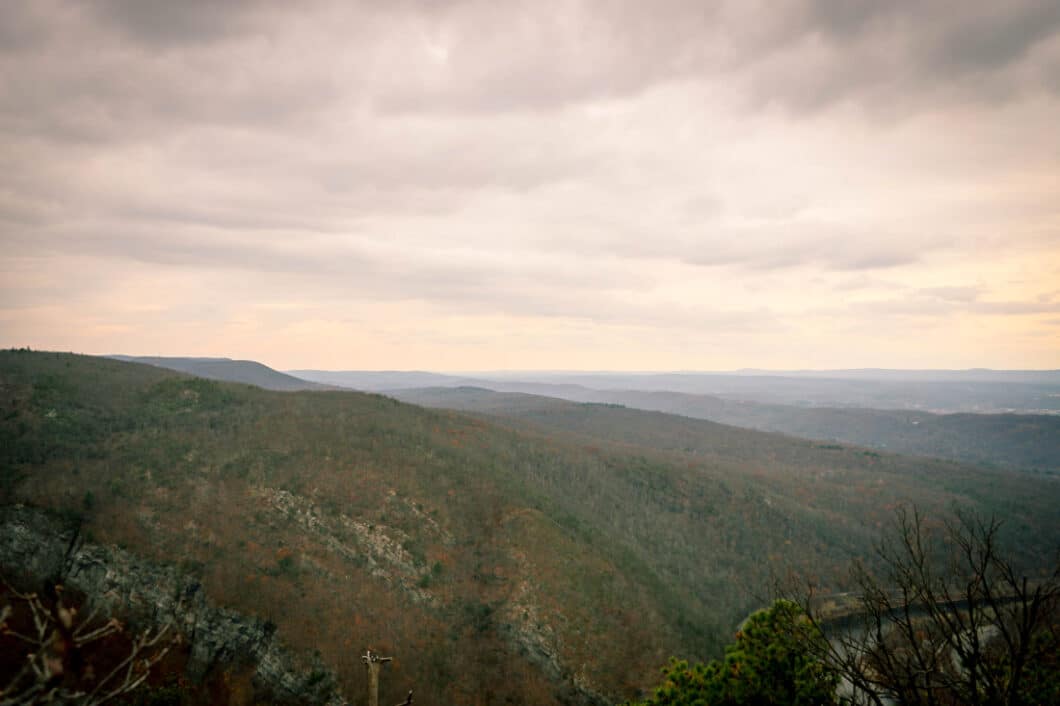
[628,600,839,706]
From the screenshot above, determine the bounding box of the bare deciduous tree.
[783,507,1060,706]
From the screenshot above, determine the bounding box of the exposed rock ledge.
[0,503,343,705]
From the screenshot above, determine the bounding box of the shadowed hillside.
[3,351,1059,705]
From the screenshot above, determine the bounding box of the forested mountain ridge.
[2,351,1059,705]
[287,369,1060,473]
[472,371,1060,413]
[291,369,1060,413]
[392,386,1060,474]
[111,355,330,391]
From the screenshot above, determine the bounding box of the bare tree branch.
[779,505,1060,706]
[0,579,178,706]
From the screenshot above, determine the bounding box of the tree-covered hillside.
[395,385,1060,474]
[2,351,1058,705]
[111,355,330,391]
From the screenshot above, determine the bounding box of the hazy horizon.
[100,352,1060,378]
[89,352,1060,374]
[2,1,1059,370]
[8,348,1060,376]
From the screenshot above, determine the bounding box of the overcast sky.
[2,1,1059,370]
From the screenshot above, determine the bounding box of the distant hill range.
[98,361,1060,472]
[290,368,1060,413]
[112,362,1060,473]
[285,369,481,390]
[111,355,330,391]
[286,369,1060,474]
[390,386,1060,475]
[723,368,1060,384]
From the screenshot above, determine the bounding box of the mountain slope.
[3,351,1059,705]
[290,368,1059,471]
[589,390,1060,474]
[111,355,329,391]
[393,385,1060,474]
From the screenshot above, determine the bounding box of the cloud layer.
[1,0,1058,369]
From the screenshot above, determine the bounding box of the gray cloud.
[925,2,1060,77]
[86,0,272,46]
[4,1,1057,153]
[1,1,1058,367]
[4,0,1056,153]
[600,222,947,272]
[2,216,660,317]
[920,286,982,302]
[368,0,1060,115]
[973,300,1060,315]
[761,1,1060,108]
[848,293,1060,319]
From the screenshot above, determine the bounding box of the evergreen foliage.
[629,600,838,706]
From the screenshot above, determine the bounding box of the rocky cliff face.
[0,504,343,705]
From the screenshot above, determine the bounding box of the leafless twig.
[0,579,179,706]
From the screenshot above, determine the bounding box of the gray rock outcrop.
[0,504,343,705]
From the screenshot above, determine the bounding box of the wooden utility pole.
[361,649,392,706]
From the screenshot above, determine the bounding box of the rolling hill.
[468,371,1060,413]
[2,351,1058,705]
[393,386,1060,475]
[287,370,1060,472]
[111,355,329,391]
[390,386,1060,475]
